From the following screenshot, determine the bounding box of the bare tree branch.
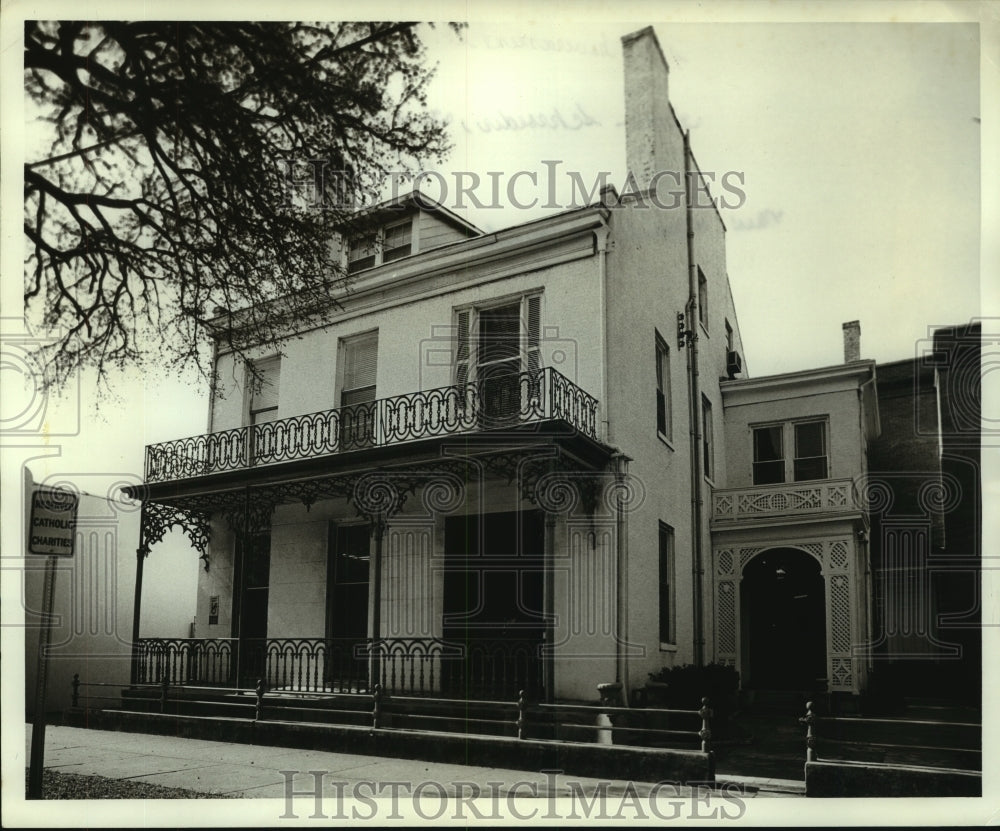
[24,20,460,392]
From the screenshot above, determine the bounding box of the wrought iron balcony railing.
[712,477,861,523]
[145,367,599,484]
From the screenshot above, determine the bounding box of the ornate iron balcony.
[712,477,861,523]
[145,367,600,484]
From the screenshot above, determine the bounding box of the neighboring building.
[122,27,977,717]
[710,335,880,698]
[23,468,195,717]
[863,322,982,704]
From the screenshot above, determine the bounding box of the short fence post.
[372,683,382,729]
[255,678,265,722]
[800,700,817,762]
[160,675,169,714]
[71,673,80,707]
[517,689,526,740]
[698,697,714,754]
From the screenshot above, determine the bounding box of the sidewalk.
[25,724,803,800]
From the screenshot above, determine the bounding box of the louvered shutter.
[526,295,541,373]
[455,310,471,387]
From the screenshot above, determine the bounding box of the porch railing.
[133,636,546,699]
[712,477,859,523]
[144,367,599,483]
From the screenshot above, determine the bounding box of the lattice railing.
[712,478,858,522]
[145,368,600,483]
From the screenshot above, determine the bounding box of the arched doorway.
[741,548,826,691]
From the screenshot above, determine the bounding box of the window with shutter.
[455,293,543,428]
[248,356,280,424]
[697,267,708,329]
[702,395,714,480]
[659,522,675,644]
[655,334,671,439]
[340,333,378,448]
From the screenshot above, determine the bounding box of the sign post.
[26,487,78,800]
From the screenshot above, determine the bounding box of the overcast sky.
[3,6,994,486]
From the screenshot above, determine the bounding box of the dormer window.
[346,217,414,273]
[383,219,412,262]
[347,233,377,273]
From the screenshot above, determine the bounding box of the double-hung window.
[347,234,377,274]
[340,332,378,449]
[248,356,280,424]
[753,425,784,485]
[347,217,414,273]
[751,419,829,484]
[383,219,412,262]
[793,421,828,481]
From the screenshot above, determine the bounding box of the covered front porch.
[127,370,628,704]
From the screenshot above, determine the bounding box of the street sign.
[27,485,77,798]
[28,488,78,556]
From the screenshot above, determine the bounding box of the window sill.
[659,642,678,653]
[657,431,675,451]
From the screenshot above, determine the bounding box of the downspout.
[598,220,629,703]
[684,130,705,667]
[207,338,219,434]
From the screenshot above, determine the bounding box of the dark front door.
[443,509,546,699]
[326,522,371,690]
[741,548,826,691]
[234,531,270,687]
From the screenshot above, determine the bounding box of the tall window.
[326,522,371,683]
[340,332,378,448]
[698,267,708,328]
[658,523,675,644]
[455,295,541,425]
[478,302,522,423]
[655,334,671,439]
[794,421,828,481]
[725,319,734,352]
[248,356,280,424]
[702,395,714,479]
[753,425,784,485]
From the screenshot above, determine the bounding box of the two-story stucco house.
[124,27,888,715]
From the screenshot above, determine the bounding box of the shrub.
[647,663,740,725]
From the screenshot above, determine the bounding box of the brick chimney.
[842,320,861,362]
[621,27,685,188]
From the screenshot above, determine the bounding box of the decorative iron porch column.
[352,473,407,692]
[131,501,212,683]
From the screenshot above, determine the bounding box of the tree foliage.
[24,20,457,389]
